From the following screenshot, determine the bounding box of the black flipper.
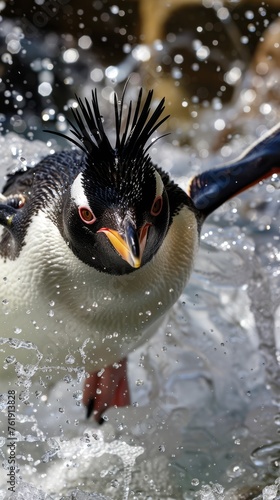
[188,124,280,219]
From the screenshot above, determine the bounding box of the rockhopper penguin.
[0,87,279,423]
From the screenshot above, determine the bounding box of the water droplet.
[274,414,280,426]
[191,478,200,487]
[5,356,16,365]
[65,354,75,364]
[38,82,53,97]
[72,390,83,401]
[2,52,13,65]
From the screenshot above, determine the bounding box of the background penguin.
[0,86,279,424]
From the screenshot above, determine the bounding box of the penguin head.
[59,88,170,275]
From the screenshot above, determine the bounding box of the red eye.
[79,207,96,224]
[151,195,163,216]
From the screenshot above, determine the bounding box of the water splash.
[20,429,143,500]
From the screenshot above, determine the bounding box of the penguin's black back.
[0,151,85,260]
[3,150,84,203]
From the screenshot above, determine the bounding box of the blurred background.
[1,0,280,146]
[0,1,280,499]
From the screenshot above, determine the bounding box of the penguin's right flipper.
[188,124,280,220]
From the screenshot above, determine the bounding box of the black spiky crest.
[50,85,169,189]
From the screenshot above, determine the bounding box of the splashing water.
[0,128,278,499]
[26,428,144,500]
[0,0,279,495]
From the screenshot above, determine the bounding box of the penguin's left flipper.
[83,358,130,424]
[188,124,280,220]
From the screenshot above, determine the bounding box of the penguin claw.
[83,357,130,424]
[86,398,95,419]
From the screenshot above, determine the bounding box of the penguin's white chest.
[0,207,198,378]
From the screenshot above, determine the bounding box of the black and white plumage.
[0,87,279,422]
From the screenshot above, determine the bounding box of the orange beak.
[98,222,151,269]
